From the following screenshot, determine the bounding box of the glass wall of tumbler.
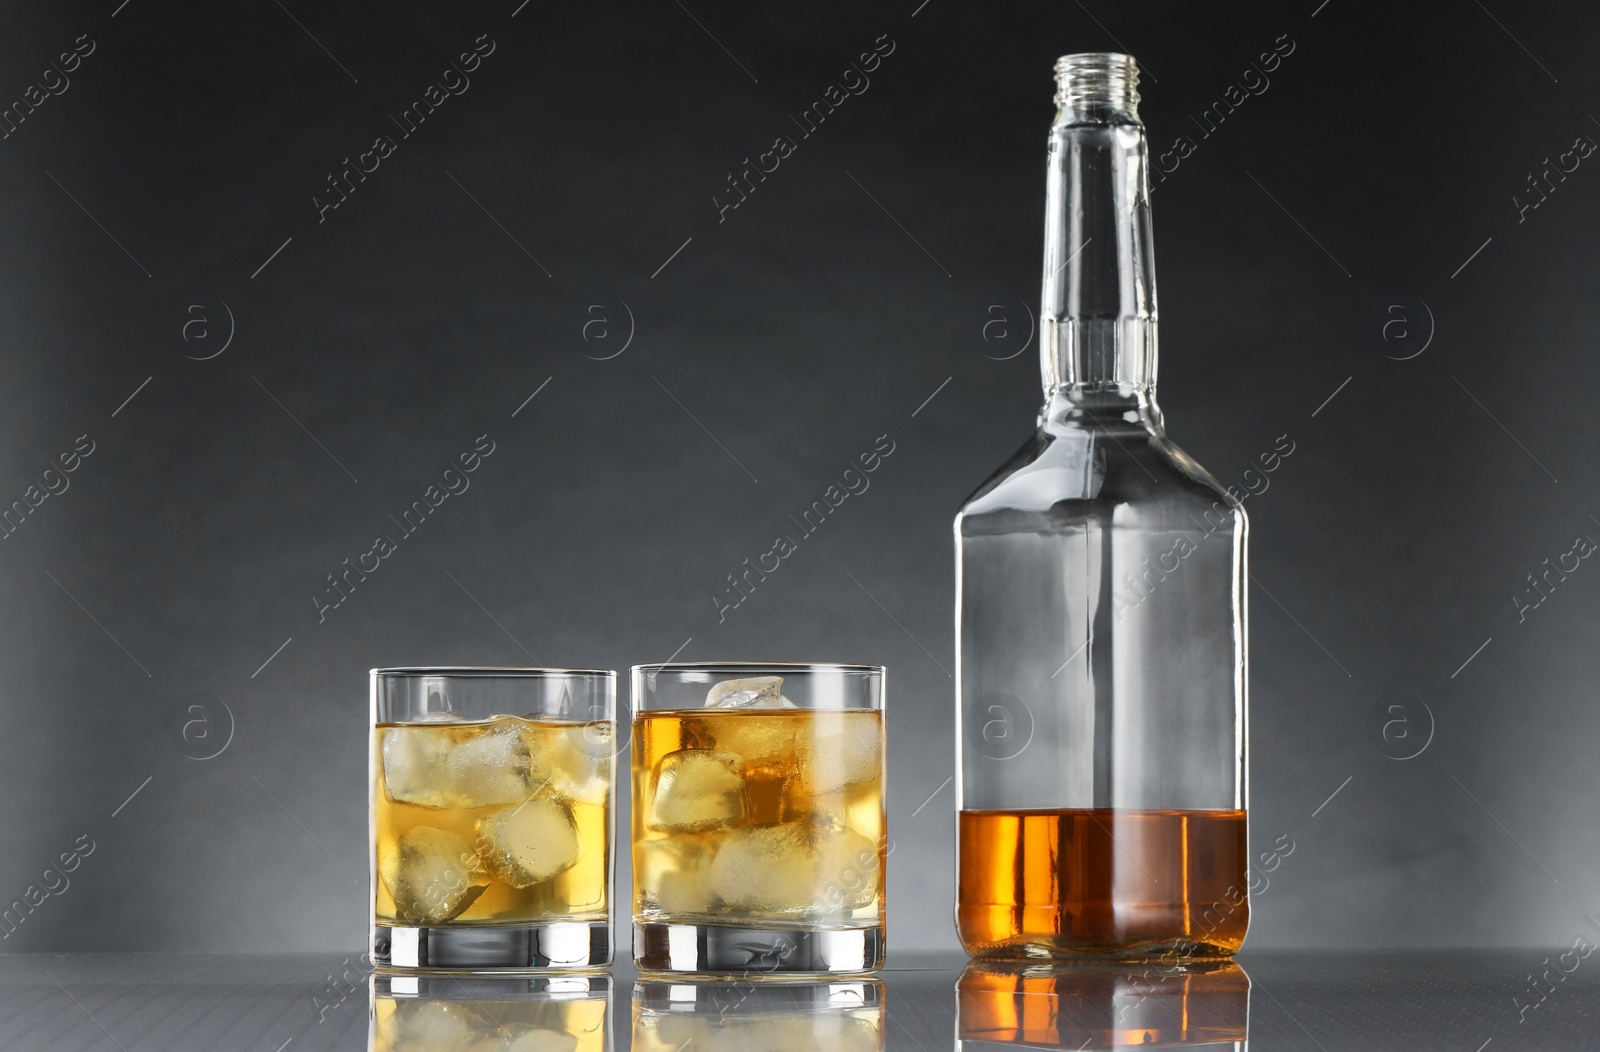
[631,663,886,973]
[370,667,615,971]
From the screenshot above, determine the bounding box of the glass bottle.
[954,53,1248,961]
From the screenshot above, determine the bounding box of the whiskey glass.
[370,667,615,970]
[631,662,886,973]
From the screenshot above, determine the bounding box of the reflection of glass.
[957,960,1249,1050]
[631,663,886,973]
[370,668,615,970]
[632,977,884,1051]
[369,972,612,1052]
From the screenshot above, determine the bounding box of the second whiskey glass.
[631,662,886,973]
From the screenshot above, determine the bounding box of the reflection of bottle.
[631,978,883,1052]
[955,53,1248,961]
[369,973,611,1052]
[957,960,1250,1050]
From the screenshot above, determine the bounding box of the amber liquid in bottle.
[957,809,1247,959]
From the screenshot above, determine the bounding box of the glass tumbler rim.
[371,665,617,679]
[630,661,885,676]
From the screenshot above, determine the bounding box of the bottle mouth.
[1054,52,1140,121]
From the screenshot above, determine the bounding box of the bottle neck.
[1040,54,1158,403]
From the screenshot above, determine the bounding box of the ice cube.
[797,711,881,793]
[380,826,488,924]
[446,722,536,807]
[812,826,880,912]
[638,1012,701,1050]
[548,723,612,805]
[381,726,452,808]
[476,796,582,888]
[469,1024,578,1052]
[706,676,795,709]
[382,721,532,809]
[648,750,747,832]
[513,720,611,806]
[693,1014,880,1052]
[635,837,711,915]
[704,824,816,913]
[381,999,493,1050]
[819,1014,883,1052]
[704,823,879,915]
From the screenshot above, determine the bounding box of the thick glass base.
[372,921,611,971]
[956,927,1243,963]
[633,921,884,974]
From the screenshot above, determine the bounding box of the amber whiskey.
[372,714,611,927]
[957,808,1247,959]
[632,707,884,927]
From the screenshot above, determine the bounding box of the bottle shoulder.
[956,418,1243,532]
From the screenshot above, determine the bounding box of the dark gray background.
[1,0,1595,954]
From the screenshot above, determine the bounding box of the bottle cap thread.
[1054,53,1141,122]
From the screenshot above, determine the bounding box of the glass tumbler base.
[633,921,884,974]
[372,921,611,971]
